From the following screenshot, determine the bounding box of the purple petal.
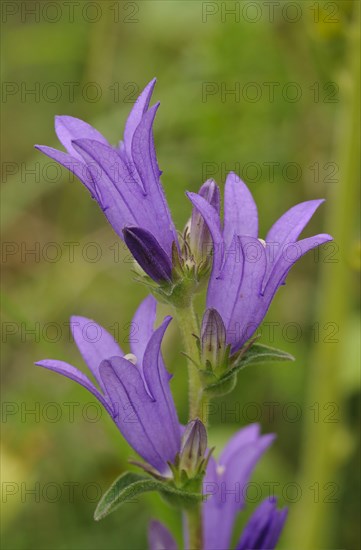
[55,115,109,160]
[35,145,96,197]
[219,423,261,465]
[142,316,181,460]
[263,233,333,300]
[131,103,178,256]
[263,507,288,549]
[148,520,178,550]
[236,497,288,550]
[207,236,267,352]
[35,359,113,415]
[72,138,145,233]
[123,226,173,283]
[223,172,258,247]
[206,235,242,336]
[264,199,325,287]
[73,137,171,248]
[228,236,267,352]
[99,356,178,474]
[130,295,157,362]
[70,316,123,394]
[186,191,223,274]
[198,179,221,213]
[189,179,221,260]
[203,429,275,550]
[124,78,157,159]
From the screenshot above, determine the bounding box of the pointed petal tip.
[225,171,249,188]
[262,432,277,446]
[138,293,158,312]
[34,144,54,153]
[226,170,241,181]
[162,315,173,327]
[148,101,160,114]
[321,233,333,241]
[55,114,78,124]
[70,314,89,323]
[147,77,157,89]
[54,114,83,132]
[69,314,98,334]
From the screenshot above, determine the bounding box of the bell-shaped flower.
[187,172,332,353]
[35,79,178,284]
[36,296,181,476]
[236,496,288,550]
[148,424,287,550]
[202,423,277,550]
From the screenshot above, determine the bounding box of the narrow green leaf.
[224,343,295,382]
[237,342,295,367]
[203,343,295,393]
[94,471,202,521]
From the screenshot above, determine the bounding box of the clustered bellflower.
[35,78,332,549]
[36,296,181,476]
[148,424,287,550]
[188,172,332,353]
[36,79,179,284]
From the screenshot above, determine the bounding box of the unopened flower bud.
[201,308,227,371]
[123,226,172,284]
[189,179,220,262]
[179,419,207,477]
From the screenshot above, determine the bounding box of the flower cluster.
[36,80,331,549]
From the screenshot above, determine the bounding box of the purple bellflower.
[148,499,286,550]
[236,497,288,550]
[35,79,178,284]
[36,296,181,476]
[187,172,333,353]
[148,424,287,550]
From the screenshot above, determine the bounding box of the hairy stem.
[185,504,203,550]
[173,303,209,424]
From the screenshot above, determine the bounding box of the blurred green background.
[1,1,360,549]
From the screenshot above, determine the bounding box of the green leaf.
[94,471,203,521]
[224,343,295,382]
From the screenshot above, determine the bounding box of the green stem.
[174,302,208,549]
[185,504,203,550]
[173,303,209,423]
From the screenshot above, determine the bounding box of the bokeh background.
[1,1,360,549]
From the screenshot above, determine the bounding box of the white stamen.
[216,464,226,476]
[258,238,266,248]
[124,353,137,365]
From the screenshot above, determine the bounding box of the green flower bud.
[179,419,207,478]
[201,308,227,372]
